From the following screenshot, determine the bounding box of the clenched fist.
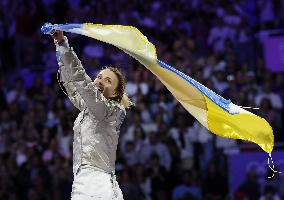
[52,30,65,44]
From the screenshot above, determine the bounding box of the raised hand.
[52,30,65,44]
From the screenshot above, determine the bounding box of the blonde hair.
[121,93,133,109]
[104,66,133,109]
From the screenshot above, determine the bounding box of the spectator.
[172,170,202,200]
[255,81,283,110]
[202,162,228,200]
[259,185,281,200]
[138,132,172,171]
[237,168,261,200]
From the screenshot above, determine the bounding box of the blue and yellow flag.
[42,23,274,154]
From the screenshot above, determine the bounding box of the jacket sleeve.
[55,37,121,121]
[55,37,85,111]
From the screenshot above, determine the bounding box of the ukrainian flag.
[41,23,274,153]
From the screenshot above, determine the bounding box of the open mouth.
[98,87,104,93]
[93,83,104,93]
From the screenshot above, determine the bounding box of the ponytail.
[120,92,134,109]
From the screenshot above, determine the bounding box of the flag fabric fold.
[42,23,274,153]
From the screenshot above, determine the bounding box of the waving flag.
[41,23,274,154]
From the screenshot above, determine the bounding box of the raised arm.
[52,31,85,111]
[53,31,122,121]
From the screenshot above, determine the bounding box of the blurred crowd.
[0,0,284,200]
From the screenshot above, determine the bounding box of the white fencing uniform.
[71,165,123,199]
[55,37,126,200]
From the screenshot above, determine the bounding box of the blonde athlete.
[52,30,131,200]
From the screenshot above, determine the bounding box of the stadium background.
[0,0,284,199]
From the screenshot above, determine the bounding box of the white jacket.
[55,37,126,175]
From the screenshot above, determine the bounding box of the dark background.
[0,0,284,199]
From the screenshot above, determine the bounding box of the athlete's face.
[93,69,119,99]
